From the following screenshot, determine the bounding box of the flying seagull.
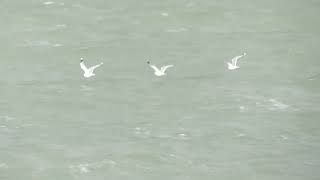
[80,58,103,78]
[147,61,173,76]
[227,53,246,70]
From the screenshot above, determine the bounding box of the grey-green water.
[1,0,320,179]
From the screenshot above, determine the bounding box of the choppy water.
[0,0,320,179]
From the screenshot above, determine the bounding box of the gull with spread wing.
[80,58,103,78]
[147,61,174,76]
[227,53,246,70]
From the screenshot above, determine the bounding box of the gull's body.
[80,58,103,78]
[227,53,246,70]
[147,61,173,76]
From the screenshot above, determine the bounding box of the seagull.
[80,58,103,78]
[227,53,246,70]
[147,61,173,76]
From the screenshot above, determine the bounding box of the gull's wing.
[149,64,161,73]
[88,63,103,73]
[160,65,173,73]
[80,61,89,72]
[231,53,245,66]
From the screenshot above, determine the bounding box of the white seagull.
[227,53,246,70]
[147,61,174,76]
[80,58,103,78]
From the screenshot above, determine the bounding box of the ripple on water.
[20,40,63,48]
[69,159,116,174]
[239,105,248,112]
[279,135,288,140]
[43,1,55,5]
[161,12,169,17]
[134,127,151,138]
[0,163,8,169]
[177,133,190,140]
[236,133,247,138]
[1,115,14,121]
[70,163,90,174]
[43,1,65,6]
[166,28,188,33]
[268,98,289,111]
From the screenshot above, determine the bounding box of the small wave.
[161,12,169,17]
[166,28,188,33]
[269,98,289,110]
[17,24,67,33]
[177,133,190,140]
[1,116,14,121]
[43,1,55,5]
[279,135,288,140]
[55,24,67,28]
[239,106,248,112]
[0,163,8,169]
[43,1,65,6]
[20,40,63,48]
[69,159,116,174]
[70,163,90,174]
[80,85,95,92]
[134,127,151,137]
[236,133,247,137]
[186,2,195,7]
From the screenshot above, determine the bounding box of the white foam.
[269,98,289,110]
[239,106,248,112]
[134,127,150,137]
[79,164,90,173]
[236,133,246,137]
[21,40,62,47]
[54,24,67,29]
[43,1,54,5]
[53,43,63,47]
[178,133,189,139]
[280,135,288,140]
[169,154,177,158]
[161,12,169,17]
[69,159,116,174]
[135,127,141,131]
[70,164,90,174]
